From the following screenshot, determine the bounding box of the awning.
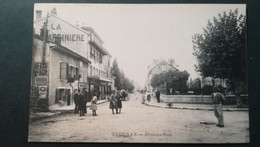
[88,76,112,83]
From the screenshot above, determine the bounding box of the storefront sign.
[79,82,88,89]
[35,76,48,85]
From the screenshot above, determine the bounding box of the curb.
[144,102,249,111]
[29,100,109,123]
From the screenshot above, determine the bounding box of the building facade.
[81,27,114,100]
[31,13,113,110]
[145,59,179,92]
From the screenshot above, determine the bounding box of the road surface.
[28,92,249,143]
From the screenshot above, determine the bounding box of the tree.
[192,9,246,95]
[111,59,135,92]
[190,78,202,95]
[151,70,190,94]
[111,59,122,90]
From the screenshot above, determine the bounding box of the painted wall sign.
[48,22,85,42]
[48,33,85,42]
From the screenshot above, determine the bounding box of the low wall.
[160,94,248,105]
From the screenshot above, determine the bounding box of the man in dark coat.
[155,89,161,103]
[82,89,88,115]
[78,90,85,116]
[74,89,80,114]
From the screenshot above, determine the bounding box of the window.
[75,67,79,79]
[90,66,92,76]
[90,47,94,58]
[60,62,68,79]
[55,89,71,105]
[99,54,102,64]
[93,67,95,76]
[96,51,98,62]
[67,65,79,80]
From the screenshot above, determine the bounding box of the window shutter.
[66,63,69,79]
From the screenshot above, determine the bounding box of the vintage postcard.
[28,3,249,143]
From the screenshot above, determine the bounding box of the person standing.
[116,90,122,114]
[82,88,88,115]
[109,90,118,114]
[155,89,161,103]
[78,90,85,116]
[212,86,226,127]
[74,89,80,114]
[90,92,98,116]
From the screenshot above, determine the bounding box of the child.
[90,93,98,116]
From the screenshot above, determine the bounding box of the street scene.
[29,4,249,143]
[28,92,249,143]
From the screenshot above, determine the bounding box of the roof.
[81,27,104,43]
[148,60,178,75]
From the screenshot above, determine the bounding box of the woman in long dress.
[116,91,122,114]
[90,92,98,116]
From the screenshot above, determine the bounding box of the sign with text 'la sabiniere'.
[48,23,85,42]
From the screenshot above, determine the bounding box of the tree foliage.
[189,78,202,94]
[151,70,190,94]
[192,9,246,84]
[111,59,135,92]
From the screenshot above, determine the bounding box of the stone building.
[31,13,114,110]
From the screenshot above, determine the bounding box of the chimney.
[36,10,42,20]
[168,58,175,66]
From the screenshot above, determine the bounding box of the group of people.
[74,89,98,117]
[109,90,123,114]
[141,89,161,104]
[74,89,126,117]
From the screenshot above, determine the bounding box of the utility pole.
[42,12,49,64]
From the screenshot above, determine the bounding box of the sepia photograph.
[28,3,249,143]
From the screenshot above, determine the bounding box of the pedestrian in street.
[109,90,118,114]
[74,89,80,114]
[116,90,122,114]
[90,92,98,116]
[155,89,161,103]
[212,86,226,127]
[142,93,146,104]
[146,91,151,102]
[82,88,89,115]
[78,90,85,116]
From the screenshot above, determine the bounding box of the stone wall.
[160,94,248,105]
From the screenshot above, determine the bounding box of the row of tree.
[151,70,190,94]
[111,59,135,92]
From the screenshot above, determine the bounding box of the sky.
[34,3,246,88]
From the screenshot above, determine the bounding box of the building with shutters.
[31,12,114,110]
